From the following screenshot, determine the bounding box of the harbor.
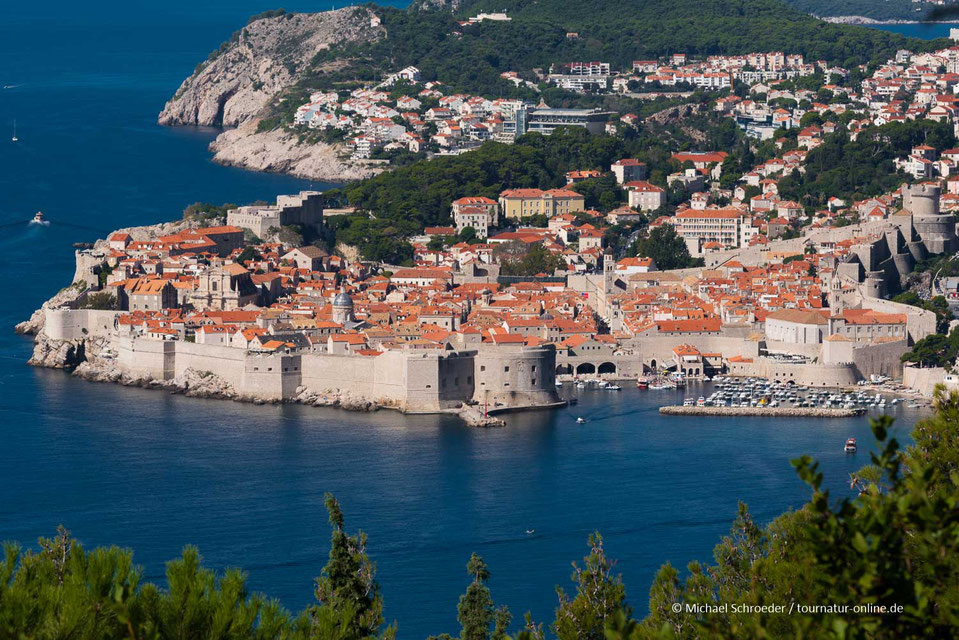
[660,405,865,418]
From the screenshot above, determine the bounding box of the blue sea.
[0,3,927,637]
[871,21,959,39]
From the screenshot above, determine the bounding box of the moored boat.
[844,437,857,453]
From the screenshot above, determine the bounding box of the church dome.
[333,291,353,308]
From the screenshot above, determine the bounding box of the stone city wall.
[45,309,125,341]
[903,365,946,397]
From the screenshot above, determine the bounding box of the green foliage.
[630,225,697,270]
[237,246,260,264]
[80,292,117,310]
[629,411,959,639]
[459,554,496,640]
[429,554,510,640]
[498,243,566,276]
[328,215,416,265]
[182,201,235,223]
[777,120,956,208]
[553,534,629,640]
[312,493,388,640]
[570,176,624,212]
[892,291,951,333]
[901,326,959,369]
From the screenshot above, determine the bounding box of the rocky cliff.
[158,8,386,182]
[208,120,380,182]
[158,8,383,127]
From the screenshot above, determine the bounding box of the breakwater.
[660,406,866,418]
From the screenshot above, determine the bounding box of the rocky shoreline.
[660,405,866,418]
[20,324,507,426]
[207,120,381,183]
[821,16,956,26]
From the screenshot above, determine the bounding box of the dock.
[660,405,866,418]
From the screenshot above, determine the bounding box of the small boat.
[844,437,857,453]
[11,119,17,142]
[30,211,48,225]
[576,417,586,424]
[525,529,535,535]
[554,380,563,387]
[605,384,621,391]
[636,377,649,389]
[575,381,585,389]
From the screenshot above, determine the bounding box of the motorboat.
[576,417,587,424]
[605,384,621,391]
[554,380,563,387]
[636,377,649,389]
[844,438,857,453]
[31,211,45,224]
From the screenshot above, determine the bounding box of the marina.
[660,405,866,418]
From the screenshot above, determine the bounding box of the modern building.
[670,208,749,254]
[512,107,612,136]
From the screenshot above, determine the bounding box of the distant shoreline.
[821,16,959,27]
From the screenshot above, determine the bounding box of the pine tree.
[553,533,629,640]
[458,554,496,640]
[312,493,388,640]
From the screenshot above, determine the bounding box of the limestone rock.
[208,120,381,182]
[158,9,384,127]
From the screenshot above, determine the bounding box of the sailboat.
[11,120,17,142]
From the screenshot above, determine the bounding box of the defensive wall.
[100,331,559,412]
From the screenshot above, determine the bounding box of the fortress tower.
[903,183,958,255]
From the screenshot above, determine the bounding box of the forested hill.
[435,0,945,68]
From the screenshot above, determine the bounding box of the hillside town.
[25,41,959,417]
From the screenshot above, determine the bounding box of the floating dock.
[660,405,866,418]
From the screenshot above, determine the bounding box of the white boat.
[575,381,585,389]
[844,437,857,453]
[605,384,621,391]
[30,211,48,225]
[576,417,586,424]
[525,529,534,535]
[554,380,563,387]
[11,119,17,142]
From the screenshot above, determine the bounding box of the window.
[480,365,486,372]
[532,365,536,372]
[504,366,510,372]
[532,379,536,385]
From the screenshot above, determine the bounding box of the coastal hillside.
[783,0,932,22]
[158,8,384,127]
[158,0,944,181]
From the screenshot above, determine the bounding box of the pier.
[660,405,866,418]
